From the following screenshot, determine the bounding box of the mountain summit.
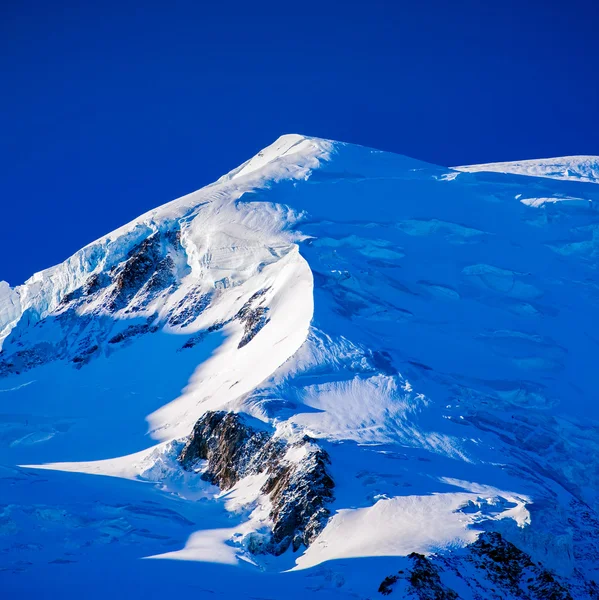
[1,136,598,599]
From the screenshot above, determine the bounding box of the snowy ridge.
[455,155,599,184]
[0,134,330,349]
[1,135,599,598]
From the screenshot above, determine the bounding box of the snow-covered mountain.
[1,135,598,599]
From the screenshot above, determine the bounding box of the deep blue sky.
[2,0,598,284]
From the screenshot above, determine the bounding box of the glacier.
[0,134,598,599]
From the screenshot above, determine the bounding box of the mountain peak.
[217,133,333,183]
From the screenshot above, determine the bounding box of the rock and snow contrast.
[1,134,598,599]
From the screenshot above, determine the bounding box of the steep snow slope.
[455,155,599,184]
[1,135,599,599]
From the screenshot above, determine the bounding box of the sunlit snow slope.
[455,155,599,184]
[1,135,598,599]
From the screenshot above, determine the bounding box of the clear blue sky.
[2,0,598,284]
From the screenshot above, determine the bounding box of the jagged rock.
[168,286,211,327]
[178,411,283,489]
[59,288,83,306]
[171,287,271,349]
[262,438,334,554]
[108,235,163,311]
[406,553,458,600]
[379,575,400,596]
[180,332,207,350]
[83,272,109,296]
[378,532,574,599]
[177,319,229,350]
[237,288,270,316]
[178,411,334,555]
[59,273,109,306]
[0,233,181,376]
[235,288,271,349]
[72,343,99,366]
[127,256,176,312]
[378,555,458,598]
[468,532,572,600]
[238,306,269,348]
[1,310,106,377]
[101,231,182,314]
[207,320,228,332]
[108,323,151,344]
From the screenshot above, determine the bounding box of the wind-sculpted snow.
[455,155,599,184]
[1,135,599,598]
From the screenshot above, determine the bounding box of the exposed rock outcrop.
[0,231,182,378]
[178,411,284,489]
[378,554,459,599]
[108,234,168,311]
[467,532,570,599]
[238,306,269,348]
[176,287,272,351]
[407,553,458,600]
[262,441,334,553]
[378,532,575,599]
[178,410,334,555]
[0,252,274,378]
[168,286,211,327]
[234,288,271,349]
[108,322,158,345]
[60,273,111,306]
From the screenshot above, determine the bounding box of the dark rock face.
[471,532,535,591]
[235,288,271,349]
[71,343,99,366]
[238,306,269,348]
[178,411,334,555]
[180,332,207,350]
[168,287,211,327]
[83,273,109,296]
[178,411,283,490]
[379,575,400,596]
[108,323,154,345]
[176,287,272,351]
[129,256,176,312]
[378,532,575,599]
[59,273,110,306]
[263,440,334,553]
[0,231,183,379]
[108,234,165,311]
[57,232,178,317]
[0,246,273,379]
[405,554,458,600]
[467,533,573,600]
